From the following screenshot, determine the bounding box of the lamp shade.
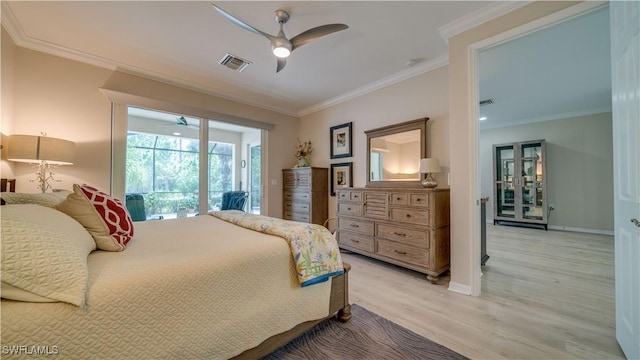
[7,135,75,165]
[419,158,440,173]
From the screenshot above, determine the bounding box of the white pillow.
[0,191,71,207]
[0,204,96,306]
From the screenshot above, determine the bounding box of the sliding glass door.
[125,106,261,219]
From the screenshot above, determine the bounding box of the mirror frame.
[365,117,429,188]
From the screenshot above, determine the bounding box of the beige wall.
[1,30,298,217]
[11,47,113,191]
[480,113,614,232]
[448,1,582,292]
[299,66,450,222]
[1,28,17,178]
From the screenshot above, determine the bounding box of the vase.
[296,157,309,167]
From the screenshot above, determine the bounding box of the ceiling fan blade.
[276,57,287,73]
[211,3,275,41]
[291,24,348,50]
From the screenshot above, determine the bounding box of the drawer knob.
[350,239,360,243]
[354,195,359,198]
[350,224,360,228]
[348,207,352,211]
[416,198,421,202]
[396,197,401,200]
[405,214,411,218]
[393,232,406,237]
[394,250,407,255]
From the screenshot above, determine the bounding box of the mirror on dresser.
[365,118,429,188]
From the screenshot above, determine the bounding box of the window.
[125,106,261,219]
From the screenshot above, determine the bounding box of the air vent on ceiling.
[219,53,252,72]
[479,99,494,106]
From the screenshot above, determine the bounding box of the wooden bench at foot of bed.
[232,263,351,359]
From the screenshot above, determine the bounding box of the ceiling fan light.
[272,46,291,58]
[271,38,292,58]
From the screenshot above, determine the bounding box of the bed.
[1,186,350,359]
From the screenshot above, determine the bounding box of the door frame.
[466,1,609,295]
[248,143,262,214]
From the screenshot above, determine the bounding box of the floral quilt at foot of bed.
[209,210,344,286]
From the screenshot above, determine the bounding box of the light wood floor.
[343,224,626,359]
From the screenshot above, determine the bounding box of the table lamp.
[7,134,75,192]
[419,158,440,189]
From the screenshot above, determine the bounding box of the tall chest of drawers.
[336,187,450,283]
[282,167,328,225]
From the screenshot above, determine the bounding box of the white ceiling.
[2,1,611,124]
[479,5,611,130]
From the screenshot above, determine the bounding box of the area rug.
[262,304,469,360]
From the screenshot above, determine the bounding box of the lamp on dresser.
[7,134,75,193]
[419,158,440,188]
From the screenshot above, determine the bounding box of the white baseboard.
[547,225,614,236]
[487,219,613,236]
[448,281,471,295]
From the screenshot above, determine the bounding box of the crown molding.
[3,1,531,120]
[438,1,532,42]
[298,54,448,117]
[479,108,612,131]
[1,2,299,118]
[1,1,117,71]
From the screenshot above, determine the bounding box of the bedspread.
[1,215,332,359]
[210,210,344,286]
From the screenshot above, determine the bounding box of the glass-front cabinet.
[493,139,547,229]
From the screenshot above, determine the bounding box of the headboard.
[1,178,16,192]
[1,178,16,205]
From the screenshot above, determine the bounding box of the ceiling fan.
[211,3,348,73]
[154,116,199,136]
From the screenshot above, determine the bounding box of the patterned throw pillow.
[56,184,134,251]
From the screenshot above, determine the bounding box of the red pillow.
[56,184,134,251]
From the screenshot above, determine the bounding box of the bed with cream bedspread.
[1,215,333,359]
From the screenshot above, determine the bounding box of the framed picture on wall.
[330,162,353,196]
[330,122,352,159]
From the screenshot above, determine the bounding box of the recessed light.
[479,116,487,121]
[173,132,182,136]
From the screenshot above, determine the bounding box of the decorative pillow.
[0,205,96,306]
[0,190,72,208]
[56,184,134,251]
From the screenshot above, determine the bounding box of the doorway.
[467,0,611,295]
[473,4,621,355]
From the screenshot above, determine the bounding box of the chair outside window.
[220,191,248,211]
[125,194,147,222]
[125,194,163,221]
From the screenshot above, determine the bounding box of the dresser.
[282,167,328,225]
[335,187,450,283]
